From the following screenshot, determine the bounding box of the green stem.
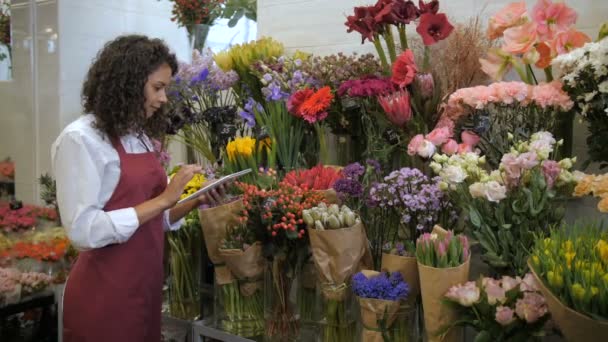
[383,26,398,64]
[513,61,529,84]
[422,46,431,73]
[373,35,390,75]
[544,66,554,82]
[315,123,330,165]
[526,64,538,85]
[398,25,408,51]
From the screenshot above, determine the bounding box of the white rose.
[469,182,486,199]
[442,165,468,184]
[417,140,436,158]
[484,181,507,203]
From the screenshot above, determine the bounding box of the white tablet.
[176,168,252,204]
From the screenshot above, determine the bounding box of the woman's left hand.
[196,182,230,206]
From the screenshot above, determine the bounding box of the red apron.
[63,137,167,341]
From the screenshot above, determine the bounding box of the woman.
[52,35,222,341]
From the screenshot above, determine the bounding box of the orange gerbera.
[290,86,334,123]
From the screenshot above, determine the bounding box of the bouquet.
[442,274,549,341]
[19,271,52,297]
[553,37,608,168]
[352,270,409,342]
[283,165,342,191]
[530,222,608,341]
[430,131,578,275]
[432,81,574,166]
[216,224,264,337]
[416,229,470,342]
[304,203,367,342]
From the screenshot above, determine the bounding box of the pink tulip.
[426,126,452,146]
[378,90,413,128]
[408,134,425,156]
[461,131,480,147]
[442,139,459,155]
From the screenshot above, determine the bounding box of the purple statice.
[209,69,239,91]
[333,178,363,199]
[366,159,382,174]
[368,168,455,233]
[342,162,365,179]
[352,271,409,301]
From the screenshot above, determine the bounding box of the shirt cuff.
[163,210,184,232]
[106,207,140,243]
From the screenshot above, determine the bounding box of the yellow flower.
[571,283,586,301]
[562,240,574,252]
[532,255,540,267]
[548,270,564,289]
[214,50,233,71]
[226,136,256,162]
[565,251,576,269]
[590,286,599,297]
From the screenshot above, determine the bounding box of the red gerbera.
[391,49,418,87]
[288,88,315,118]
[289,86,334,124]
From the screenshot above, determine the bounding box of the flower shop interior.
[1,0,608,341]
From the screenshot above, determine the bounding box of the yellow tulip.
[565,251,576,269]
[571,283,586,301]
[548,271,564,290]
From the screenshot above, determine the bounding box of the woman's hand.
[196,181,231,207]
[160,164,203,209]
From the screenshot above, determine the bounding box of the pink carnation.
[426,126,452,146]
[408,134,425,156]
[530,81,574,111]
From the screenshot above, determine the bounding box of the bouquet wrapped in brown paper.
[381,241,419,301]
[353,270,410,342]
[304,203,368,342]
[416,229,470,342]
[216,224,265,337]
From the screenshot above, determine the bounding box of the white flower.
[417,140,436,158]
[469,182,486,199]
[599,80,608,94]
[529,140,554,160]
[441,165,468,184]
[484,181,507,203]
[429,161,442,174]
[585,91,598,102]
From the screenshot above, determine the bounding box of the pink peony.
[408,134,425,156]
[515,292,548,323]
[487,1,529,40]
[541,160,561,188]
[442,139,459,155]
[495,306,516,326]
[532,0,578,40]
[426,126,452,146]
[484,278,507,305]
[502,22,538,54]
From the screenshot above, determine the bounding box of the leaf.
[473,330,492,342]
[469,206,482,228]
[228,9,244,27]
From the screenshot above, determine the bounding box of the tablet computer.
[176,168,252,204]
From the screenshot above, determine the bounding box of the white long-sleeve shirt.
[51,114,182,251]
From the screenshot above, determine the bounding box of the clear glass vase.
[167,224,202,320]
[317,284,356,342]
[264,257,300,342]
[188,24,211,52]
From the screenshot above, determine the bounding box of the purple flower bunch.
[239,97,262,127]
[176,49,239,92]
[300,52,383,89]
[382,241,415,257]
[352,271,409,301]
[368,168,456,234]
[252,56,318,102]
[333,160,382,203]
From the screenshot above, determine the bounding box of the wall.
[0,0,190,204]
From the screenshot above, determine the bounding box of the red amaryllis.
[416,12,454,46]
[338,76,394,98]
[391,49,418,87]
[378,90,413,128]
[283,165,343,191]
[289,87,334,124]
[418,0,439,14]
[345,6,382,43]
[392,0,421,24]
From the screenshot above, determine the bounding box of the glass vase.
[318,284,355,342]
[188,24,211,52]
[167,224,202,320]
[264,257,300,342]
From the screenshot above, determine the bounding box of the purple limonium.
[366,159,382,174]
[342,162,365,179]
[352,271,409,301]
[333,178,363,199]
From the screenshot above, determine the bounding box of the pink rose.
[457,143,473,154]
[520,273,540,292]
[426,126,452,146]
[442,139,459,155]
[501,276,522,292]
[515,292,548,323]
[461,131,480,147]
[408,134,425,156]
[484,278,507,305]
[495,306,516,326]
[445,281,480,307]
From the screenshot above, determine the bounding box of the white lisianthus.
[469,182,486,199]
[484,181,507,203]
[429,161,442,174]
[441,165,468,184]
[417,139,436,158]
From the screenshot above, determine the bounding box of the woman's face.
[143,63,172,118]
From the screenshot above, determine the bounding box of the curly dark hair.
[82,35,178,139]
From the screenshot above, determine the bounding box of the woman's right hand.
[160,164,203,209]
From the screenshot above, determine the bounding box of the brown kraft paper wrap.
[218,242,264,296]
[529,262,608,342]
[381,253,420,301]
[199,198,244,284]
[357,270,401,342]
[308,221,368,295]
[418,257,470,342]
